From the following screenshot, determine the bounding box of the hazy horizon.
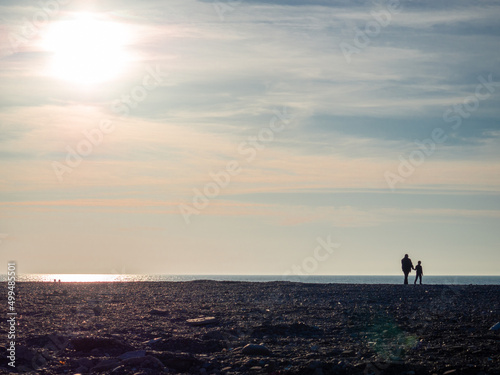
[1,0,500,276]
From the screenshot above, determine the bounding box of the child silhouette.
[414,261,423,285]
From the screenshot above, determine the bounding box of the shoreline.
[1,282,499,374]
[2,274,500,285]
[4,280,500,285]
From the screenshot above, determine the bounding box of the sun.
[42,13,132,85]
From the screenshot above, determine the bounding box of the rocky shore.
[1,281,499,374]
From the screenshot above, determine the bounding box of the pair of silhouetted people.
[401,254,423,285]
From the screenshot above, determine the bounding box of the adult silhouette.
[401,254,414,285]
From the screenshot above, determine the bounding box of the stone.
[92,358,121,372]
[489,322,500,331]
[121,355,166,369]
[71,337,134,356]
[186,316,218,326]
[31,353,47,370]
[245,358,258,367]
[308,360,322,369]
[77,357,95,369]
[242,344,272,356]
[17,345,36,361]
[119,350,147,360]
[150,336,224,354]
[341,349,356,357]
[152,351,203,372]
[150,309,170,316]
[132,370,168,375]
[110,365,127,374]
[202,330,226,341]
[145,337,162,345]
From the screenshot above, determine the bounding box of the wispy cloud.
[1,0,500,274]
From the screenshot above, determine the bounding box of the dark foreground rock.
[0,282,499,374]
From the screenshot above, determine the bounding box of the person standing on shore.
[401,254,414,285]
[414,261,423,285]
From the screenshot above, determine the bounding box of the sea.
[1,274,499,284]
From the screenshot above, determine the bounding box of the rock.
[110,365,128,374]
[16,365,34,372]
[14,346,47,370]
[145,337,163,345]
[17,345,36,361]
[242,344,272,356]
[152,351,203,372]
[92,358,121,372]
[25,333,69,350]
[131,370,168,375]
[489,322,500,331]
[121,355,166,369]
[93,306,103,316]
[341,349,356,357]
[149,337,224,354]
[119,350,147,360]
[308,360,322,369]
[71,337,134,356]
[186,316,218,326]
[202,330,226,341]
[77,357,95,369]
[31,353,47,370]
[48,333,70,351]
[245,358,258,367]
[443,370,457,375]
[150,309,170,316]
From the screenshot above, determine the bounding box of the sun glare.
[42,13,132,85]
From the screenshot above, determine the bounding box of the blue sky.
[1,0,499,275]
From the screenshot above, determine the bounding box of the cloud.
[1,0,500,275]
[3,196,499,231]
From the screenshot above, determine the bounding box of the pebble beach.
[1,281,499,374]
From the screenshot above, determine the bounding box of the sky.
[1,0,500,276]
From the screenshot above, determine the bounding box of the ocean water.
[1,274,499,284]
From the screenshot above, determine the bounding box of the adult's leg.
[404,272,409,284]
